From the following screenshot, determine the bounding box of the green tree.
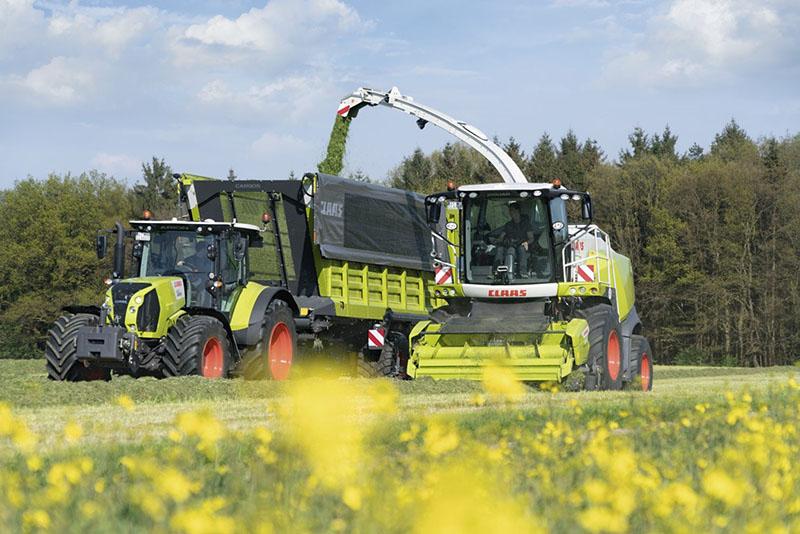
[0,173,131,357]
[527,133,558,182]
[133,157,178,218]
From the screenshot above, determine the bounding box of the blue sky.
[1,0,798,187]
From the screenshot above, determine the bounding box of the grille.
[111,282,150,325]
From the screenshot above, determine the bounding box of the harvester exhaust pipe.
[113,222,125,279]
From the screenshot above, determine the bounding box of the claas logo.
[488,289,528,297]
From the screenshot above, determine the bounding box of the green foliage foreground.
[1,361,799,533]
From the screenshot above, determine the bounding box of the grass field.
[2,359,799,533]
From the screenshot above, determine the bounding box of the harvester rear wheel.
[580,304,623,391]
[163,315,231,378]
[241,300,297,380]
[628,335,653,391]
[45,313,111,382]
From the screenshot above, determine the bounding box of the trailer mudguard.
[230,283,299,346]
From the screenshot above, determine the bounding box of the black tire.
[240,300,296,381]
[163,315,231,378]
[579,304,623,391]
[627,335,653,391]
[45,314,111,382]
[356,346,394,378]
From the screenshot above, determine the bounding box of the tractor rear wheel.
[240,300,297,380]
[628,335,653,391]
[45,313,111,381]
[163,315,231,378]
[580,304,623,391]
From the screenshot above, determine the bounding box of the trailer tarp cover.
[314,174,433,271]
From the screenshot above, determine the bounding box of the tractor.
[45,217,298,381]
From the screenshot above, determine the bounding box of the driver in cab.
[177,238,213,273]
[489,201,546,278]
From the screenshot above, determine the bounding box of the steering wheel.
[163,266,193,276]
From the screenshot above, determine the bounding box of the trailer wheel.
[163,315,231,378]
[45,313,111,382]
[356,346,394,378]
[580,304,623,391]
[628,335,653,391]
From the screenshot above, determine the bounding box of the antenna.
[228,168,236,181]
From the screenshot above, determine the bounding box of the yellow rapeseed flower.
[702,468,746,507]
[343,485,362,510]
[115,394,135,411]
[63,420,83,444]
[482,363,525,402]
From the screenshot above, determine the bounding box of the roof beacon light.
[551,178,562,188]
[142,209,153,220]
[262,212,272,224]
[446,180,456,191]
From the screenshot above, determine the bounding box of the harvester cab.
[339,87,652,390]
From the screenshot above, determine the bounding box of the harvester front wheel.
[628,335,653,391]
[45,313,111,382]
[581,304,623,391]
[163,315,231,378]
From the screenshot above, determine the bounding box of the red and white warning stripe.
[367,327,385,349]
[337,96,360,117]
[576,264,595,282]
[435,266,453,285]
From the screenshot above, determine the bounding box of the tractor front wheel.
[163,315,231,378]
[45,314,111,382]
[580,304,623,391]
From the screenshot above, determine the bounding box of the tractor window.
[464,193,554,285]
[140,230,216,307]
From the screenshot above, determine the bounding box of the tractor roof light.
[262,212,272,224]
[552,178,562,188]
[446,180,456,191]
[142,209,153,220]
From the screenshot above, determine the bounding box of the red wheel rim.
[202,337,224,378]
[640,352,651,391]
[269,322,293,381]
[606,330,621,381]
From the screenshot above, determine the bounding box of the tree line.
[388,121,800,366]
[1,123,799,367]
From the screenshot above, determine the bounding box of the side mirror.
[581,195,593,220]
[206,243,217,261]
[426,200,442,225]
[96,234,107,259]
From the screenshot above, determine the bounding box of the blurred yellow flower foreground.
[2,374,800,533]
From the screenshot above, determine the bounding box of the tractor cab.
[426,182,593,297]
[125,220,263,313]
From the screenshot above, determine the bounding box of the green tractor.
[338,87,653,390]
[45,218,298,381]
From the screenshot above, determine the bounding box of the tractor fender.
[63,305,101,316]
[232,287,299,347]
[182,307,240,361]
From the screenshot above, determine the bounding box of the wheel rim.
[640,352,651,391]
[202,337,224,378]
[606,330,621,381]
[269,323,293,381]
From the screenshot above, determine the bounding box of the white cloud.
[602,0,798,87]
[196,75,337,123]
[251,131,310,157]
[0,0,44,57]
[47,6,160,56]
[174,0,369,66]
[17,56,95,105]
[90,152,141,178]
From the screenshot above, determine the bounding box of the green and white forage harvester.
[339,87,653,390]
